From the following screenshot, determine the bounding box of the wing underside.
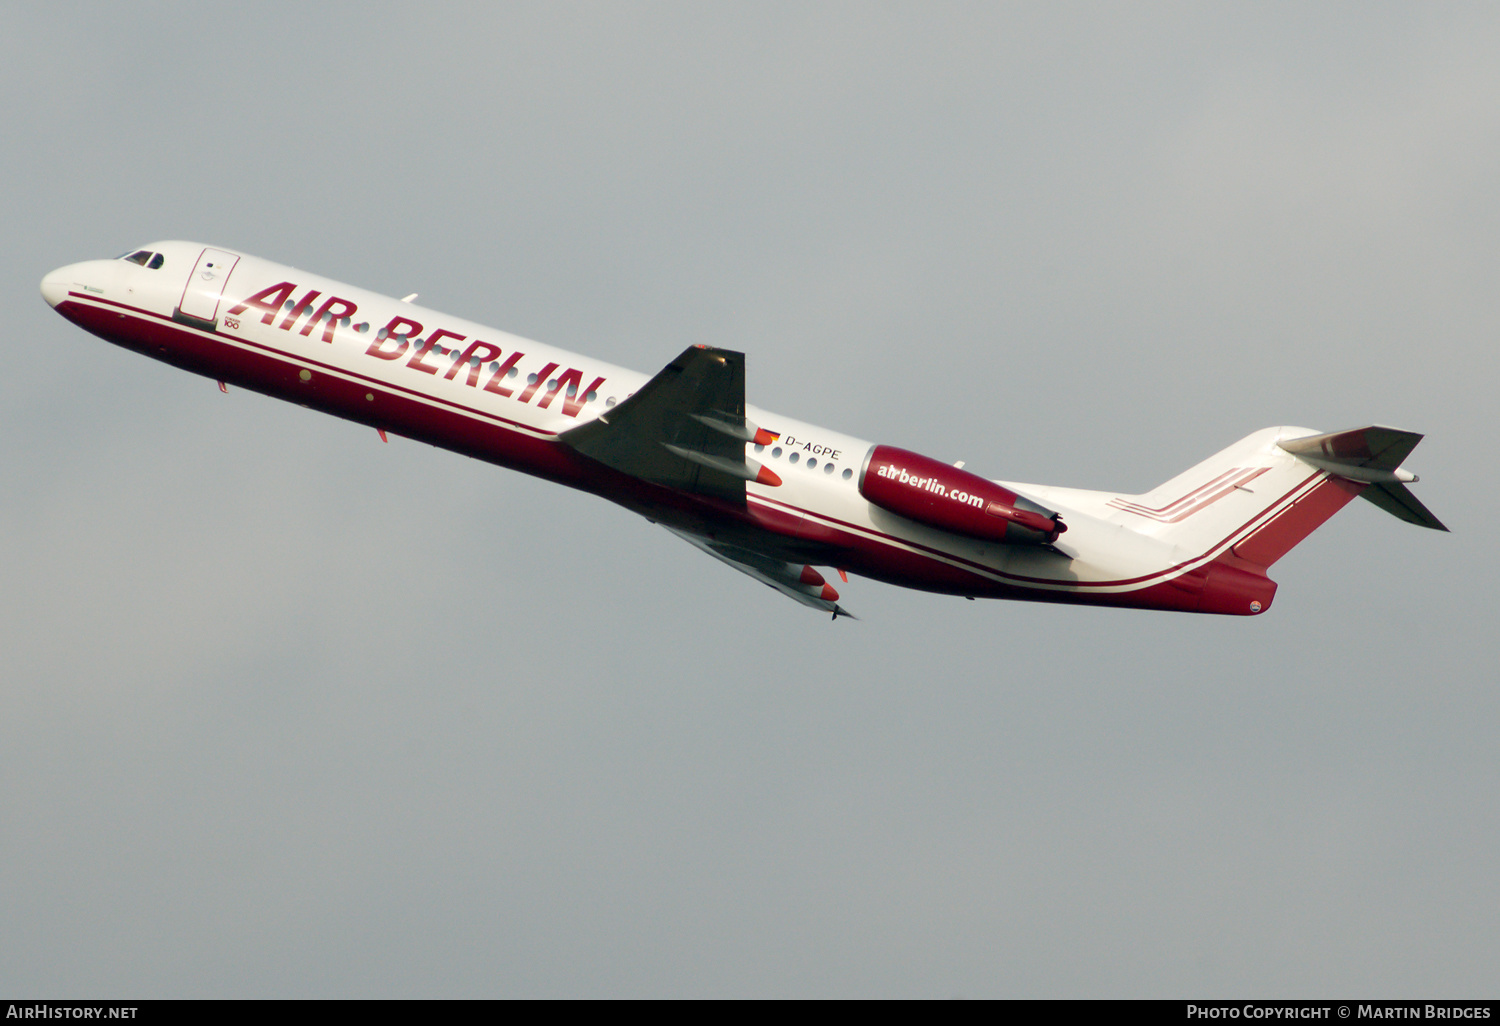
[663,527,852,619]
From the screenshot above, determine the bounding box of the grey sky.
[3,3,1495,997]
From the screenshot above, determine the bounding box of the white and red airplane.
[42,242,1445,619]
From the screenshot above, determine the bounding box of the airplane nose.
[41,266,73,308]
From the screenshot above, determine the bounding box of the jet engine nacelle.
[859,445,1065,545]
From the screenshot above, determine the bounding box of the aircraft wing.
[663,527,852,619]
[560,345,778,504]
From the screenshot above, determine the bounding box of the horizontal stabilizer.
[1359,479,1448,531]
[1279,425,1447,531]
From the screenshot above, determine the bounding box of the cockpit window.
[119,250,165,269]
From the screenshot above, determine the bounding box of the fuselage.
[43,241,1360,615]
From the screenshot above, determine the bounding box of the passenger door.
[174,247,241,328]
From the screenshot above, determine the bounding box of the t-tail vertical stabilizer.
[1080,425,1441,615]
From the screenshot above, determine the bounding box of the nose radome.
[41,265,73,308]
